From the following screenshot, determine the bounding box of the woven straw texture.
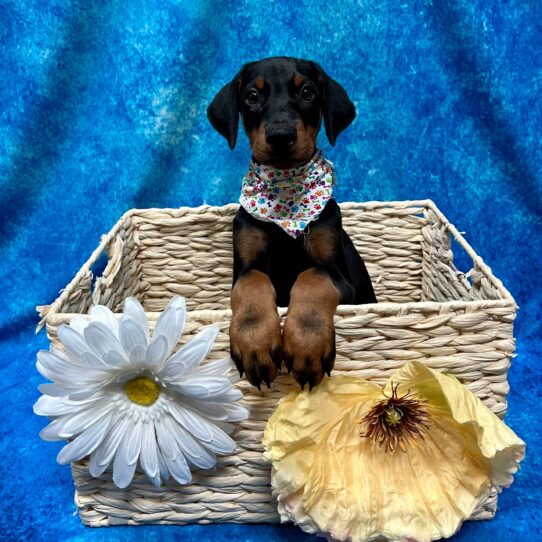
[37,200,516,527]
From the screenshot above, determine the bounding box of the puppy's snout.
[265,123,297,150]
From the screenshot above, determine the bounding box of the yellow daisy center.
[124,376,160,406]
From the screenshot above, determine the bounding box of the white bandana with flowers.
[239,149,335,238]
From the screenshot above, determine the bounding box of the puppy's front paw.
[282,308,336,390]
[229,306,282,389]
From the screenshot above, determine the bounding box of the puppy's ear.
[312,62,356,146]
[207,67,244,150]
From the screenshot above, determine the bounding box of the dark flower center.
[359,383,431,453]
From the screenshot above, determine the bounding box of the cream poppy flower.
[263,361,524,542]
[34,296,248,489]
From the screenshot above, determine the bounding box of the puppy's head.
[207,56,355,169]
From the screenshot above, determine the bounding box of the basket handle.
[35,212,133,333]
[425,201,515,305]
[91,234,124,305]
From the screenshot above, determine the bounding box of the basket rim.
[36,199,516,332]
[41,296,517,330]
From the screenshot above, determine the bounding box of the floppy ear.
[312,62,356,146]
[207,68,244,150]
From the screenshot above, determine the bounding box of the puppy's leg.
[283,201,359,389]
[230,270,282,388]
[230,209,282,389]
[282,267,343,389]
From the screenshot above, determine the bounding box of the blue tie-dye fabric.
[1,1,540,540]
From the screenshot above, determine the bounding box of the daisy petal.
[128,344,146,363]
[145,335,169,367]
[54,401,113,438]
[90,305,120,336]
[221,403,249,422]
[153,306,179,355]
[178,397,248,423]
[119,317,148,357]
[148,474,162,487]
[57,415,111,464]
[84,322,126,360]
[157,449,170,482]
[214,389,243,403]
[123,297,149,342]
[195,358,236,376]
[38,383,68,397]
[163,415,216,470]
[68,386,108,401]
[155,416,180,459]
[163,451,191,485]
[113,442,138,489]
[33,395,84,417]
[57,325,90,358]
[167,403,214,443]
[213,421,235,435]
[50,346,70,361]
[81,351,111,370]
[123,420,143,466]
[178,398,229,421]
[169,376,232,399]
[168,295,186,313]
[93,415,129,468]
[69,315,89,334]
[110,418,142,488]
[150,297,186,363]
[159,326,220,380]
[204,424,236,455]
[37,350,107,385]
[39,420,64,441]
[89,451,108,478]
[103,349,128,369]
[140,421,159,480]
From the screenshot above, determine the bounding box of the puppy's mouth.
[253,143,312,169]
[249,119,317,170]
[261,153,310,170]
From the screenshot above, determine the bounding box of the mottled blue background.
[1,1,540,541]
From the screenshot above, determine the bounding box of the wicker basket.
[37,200,516,527]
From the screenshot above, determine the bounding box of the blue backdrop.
[1,1,540,541]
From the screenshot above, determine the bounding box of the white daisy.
[34,296,248,488]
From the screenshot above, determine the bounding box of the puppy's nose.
[266,124,297,149]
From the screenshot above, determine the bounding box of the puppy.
[208,56,376,390]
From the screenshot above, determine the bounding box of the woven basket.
[37,200,516,527]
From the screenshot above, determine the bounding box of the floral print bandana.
[239,148,335,238]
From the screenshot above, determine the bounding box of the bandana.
[239,149,335,238]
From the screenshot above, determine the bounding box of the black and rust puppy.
[208,56,376,390]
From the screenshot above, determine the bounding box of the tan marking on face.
[248,123,272,162]
[293,74,303,87]
[293,117,319,160]
[255,77,265,90]
[236,226,269,265]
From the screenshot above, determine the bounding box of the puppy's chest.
[265,231,313,306]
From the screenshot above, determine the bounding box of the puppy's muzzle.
[265,122,297,152]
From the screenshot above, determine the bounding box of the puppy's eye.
[301,85,315,101]
[245,89,259,105]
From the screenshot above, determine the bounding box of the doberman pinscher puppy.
[208,56,376,390]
